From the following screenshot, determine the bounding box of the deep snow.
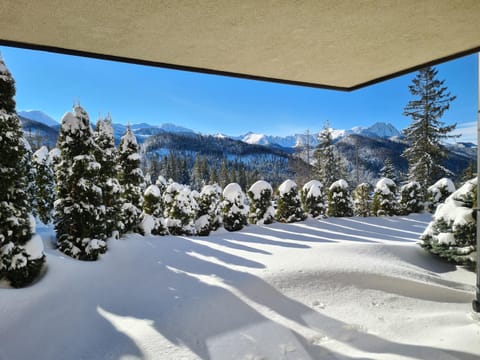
[1,214,479,360]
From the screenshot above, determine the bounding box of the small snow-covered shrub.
[327,179,353,217]
[247,180,275,225]
[353,183,371,217]
[399,181,424,215]
[196,184,222,236]
[276,180,306,223]
[420,177,477,266]
[426,178,455,213]
[372,178,398,216]
[301,180,327,218]
[221,183,248,231]
[139,185,166,236]
[163,181,198,235]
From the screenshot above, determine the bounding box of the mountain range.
[19,110,475,184]
[20,109,405,148]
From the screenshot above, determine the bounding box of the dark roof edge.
[1,39,479,92]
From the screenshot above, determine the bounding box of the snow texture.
[329,179,348,191]
[1,214,478,360]
[248,180,273,200]
[278,179,297,195]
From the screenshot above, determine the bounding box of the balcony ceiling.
[0,0,479,90]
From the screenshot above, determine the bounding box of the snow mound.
[248,180,273,200]
[144,184,161,198]
[375,177,396,194]
[329,179,348,191]
[223,183,245,202]
[2,214,479,359]
[278,179,297,195]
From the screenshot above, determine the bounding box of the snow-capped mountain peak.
[360,122,401,138]
[18,110,59,127]
[242,132,270,145]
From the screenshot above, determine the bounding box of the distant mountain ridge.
[235,122,403,148]
[18,110,59,127]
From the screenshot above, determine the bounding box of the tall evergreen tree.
[94,116,123,237]
[118,126,144,233]
[313,122,344,188]
[379,158,397,184]
[54,106,107,260]
[402,66,457,192]
[32,146,55,224]
[0,57,45,287]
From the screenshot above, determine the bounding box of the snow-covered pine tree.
[327,179,354,217]
[139,185,166,236]
[379,158,397,184]
[353,182,371,217]
[196,184,222,235]
[54,106,107,260]
[118,126,144,233]
[247,180,275,225]
[276,179,306,223]
[32,146,55,224]
[402,66,457,193]
[94,116,123,237]
[163,181,198,235]
[301,180,327,218]
[399,181,424,215]
[313,122,344,188]
[221,183,248,231]
[372,178,398,216]
[426,177,455,213]
[0,57,45,287]
[420,178,476,266]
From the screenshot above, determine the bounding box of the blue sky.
[0,45,477,142]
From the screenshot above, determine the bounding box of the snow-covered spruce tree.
[118,126,144,233]
[54,106,107,260]
[353,182,371,217]
[420,178,477,266]
[93,116,123,237]
[327,179,354,217]
[399,181,424,215]
[221,183,249,231]
[402,66,457,193]
[276,179,306,223]
[32,146,55,224]
[379,158,398,184]
[301,180,327,218]
[196,184,222,236]
[139,185,166,236]
[372,178,398,216]
[0,57,45,287]
[426,177,455,213]
[313,122,344,188]
[163,181,198,235]
[247,180,275,225]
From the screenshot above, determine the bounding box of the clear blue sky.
[0,45,477,142]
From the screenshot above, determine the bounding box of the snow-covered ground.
[1,214,479,360]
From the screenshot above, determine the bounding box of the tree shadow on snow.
[95,234,478,360]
